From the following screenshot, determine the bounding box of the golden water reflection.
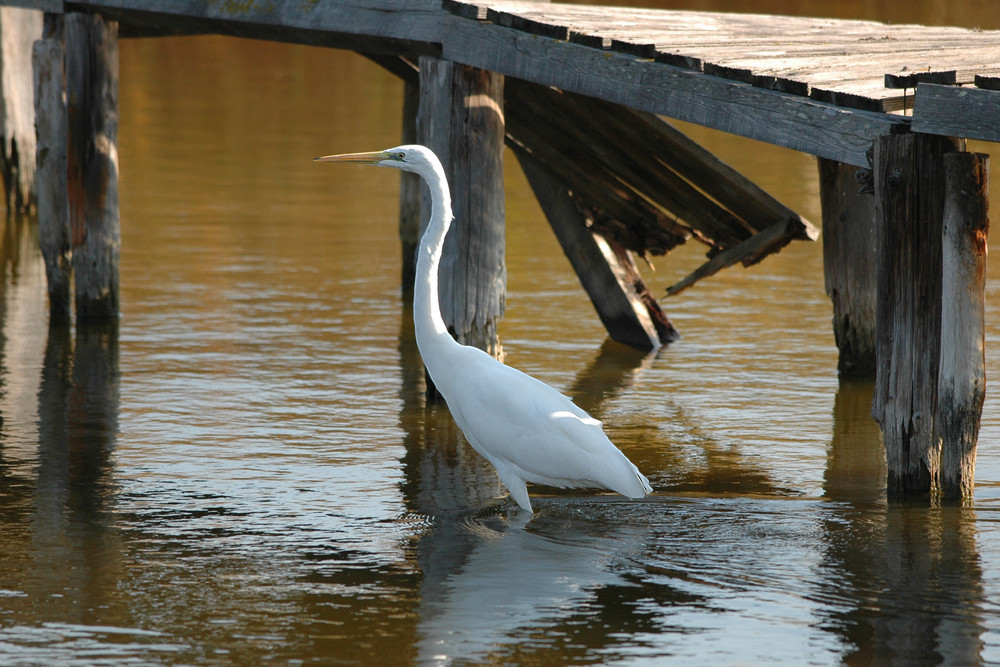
[1,2,1000,664]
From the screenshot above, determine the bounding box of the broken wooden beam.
[665,217,818,296]
[516,147,677,350]
[506,79,818,298]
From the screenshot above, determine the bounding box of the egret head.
[314,144,436,176]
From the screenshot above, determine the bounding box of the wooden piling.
[937,151,989,502]
[416,57,505,360]
[871,132,963,497]
[818,157,877,377]
[0,7,41,213]
[399,76,421,291]
[515,147,676,350]
[66,12,120,321]
[33,12,70,319]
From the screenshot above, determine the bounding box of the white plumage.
[317,145,652,512]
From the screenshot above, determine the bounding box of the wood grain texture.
[66,12,120,321]
[515,147,674,350]
[505,79,816,295]
[912,83,1000,143]
[872,133,964,497]
[441,19,905,167]
[28,0,446,55]
[417,57,506,360]
[14,1,996,155]
[398,75,421,290]
[819,158,877,378]
[447,1,1000,113]
[33,13,69,319]
[937,151,989,502]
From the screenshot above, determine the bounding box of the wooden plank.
[504,86,691,255]
[447,3,1000,59]
[507,83,745,249]
[0,0,59,11]
[516,148,676,350]
[441,18,907,167]
[486,6,567,41]
[67,11,120,321]
[665,217,817,296]
[975,74,1000,91]
[911,83,1000,143]
[33,13,70,319]
[505,79,817,293]
[937,151,989,503]
[625,110,812,233]
[818,158,876,377]
[46,0,445,56]
[446,1,1000,112]
[872,132,964,498]
[885,69,956,88]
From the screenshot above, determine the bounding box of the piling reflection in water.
[821,380,986,664]
[3,23,1000,664]
[35,317,120,566]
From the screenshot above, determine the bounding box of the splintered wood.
[504,80,817,297]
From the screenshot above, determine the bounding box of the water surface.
[2,4,1000,665]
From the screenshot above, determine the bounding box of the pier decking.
[15,0,1000,165]
[5,0,1000,500]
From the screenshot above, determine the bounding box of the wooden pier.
[3,0,999,502]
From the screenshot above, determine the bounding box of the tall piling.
[818,157,877,377]
[416,57,505,362]
[33,12,69,319]
[871,132,964,498]
[937,151,989,502]
[66,12,119,321]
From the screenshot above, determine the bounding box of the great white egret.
[316,145,652,512]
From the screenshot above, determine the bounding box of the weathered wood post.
[0,7,42,213]
[871,132,963,498]
[515,147,673,350]
[937,151,989,502]
[416,57,505,362]
[399,77,421,291]
[66,12,120,321]
[33,12,70,319]
[818,157,877,377]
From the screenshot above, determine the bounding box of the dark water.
[2,4,1000,665]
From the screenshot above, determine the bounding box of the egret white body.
[317,145,652,512]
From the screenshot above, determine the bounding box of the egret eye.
[391,152,405,161]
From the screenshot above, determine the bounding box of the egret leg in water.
[316,145,652,512]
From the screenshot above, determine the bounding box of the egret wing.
[440,349,617,482]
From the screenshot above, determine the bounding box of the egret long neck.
[413,164,461,369]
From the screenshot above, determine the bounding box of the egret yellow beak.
[314,150,390,164]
